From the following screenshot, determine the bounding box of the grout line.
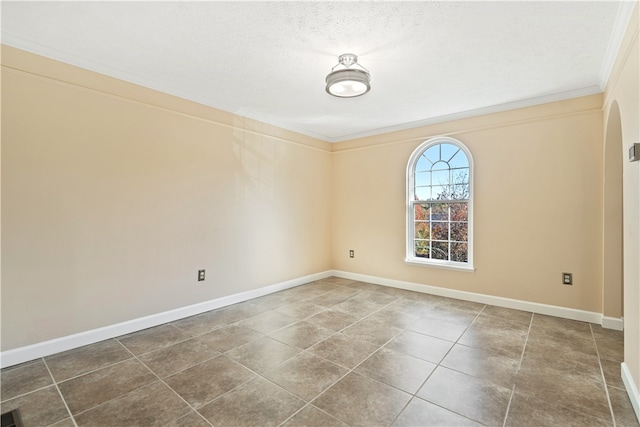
[501,310,534,427]
[591,323,618,427]
[42,358,79,427]
[126,349,216,427]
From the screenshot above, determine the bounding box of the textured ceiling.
[1,1,635,142]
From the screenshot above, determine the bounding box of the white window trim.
[405,136,474,271]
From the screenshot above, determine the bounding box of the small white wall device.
[630,143,640,162]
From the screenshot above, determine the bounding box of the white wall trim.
[598,1,638,90]
[622,362,640,423]
[331,270,606,325]
[601,316,624,331]
[0,271,332,369]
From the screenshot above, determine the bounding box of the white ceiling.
[1,1,636,142]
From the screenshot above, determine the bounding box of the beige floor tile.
[348,290,399,306]
[74,381,190,427]
[58,358,156,414]
[171,309,234,336]
[45,339,132,382]
[505,391,612,427]
[354,347,436,393]
[609,386,640,427]
[226,336,301,373]
[392,397,482,426]
[421,306,479,325]
[514,364,611,421]
[117,324,191,355]
[408,316,468,342]
[50,417,76,427]
[215,301,266,323]
[601,358,624,389]
[0,360,53,401]
[366,307,420,329]
[385,330,454,364]
[341,317,402,346]
[342,281,383,292]
[0,386,69,427]
[458,320,527,359]
[164,355,255,408]
[306,309,360,331]
[250,293,294,309]
[480,305,533,325]
[263,352,348,401]
[282,405,349,427]
[269,321,335,349]
[322,277,355,286]
[165,410,212,427]
[197,324,263,352]
[520,337,602,381]
[332,298,383,319]
[239,310,299,334]
[313,372,412,427]
[138,337,219,378]
[308,289,361,307]
[417,367,511,426]
[438,297,485,313]
[198,377,304,427]
[308,332,380,369]
[275,301,326,319]
[440,344,519,388]
[529,314,594,343]
[593,327,625,362]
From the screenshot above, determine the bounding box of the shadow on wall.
[603,101,624,319]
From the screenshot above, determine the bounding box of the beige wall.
[332,95,604,312]
[603,3,640,399]
[1,46,333,350]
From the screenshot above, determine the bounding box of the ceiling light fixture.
[325,53,371,98]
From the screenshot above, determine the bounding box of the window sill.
[404,258,475,272]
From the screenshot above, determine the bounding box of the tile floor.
[1,277,639,427]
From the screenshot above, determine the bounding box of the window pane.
[415,171,429,187]
[451,243,468,262]
[432,222,449,240]
[431,169,450,186]
[451,184,469,200]
[415,241,430,258]
[451,222,468,242]
[430,203,449,220]
[441,144,459,162]
[415,222,430,239]
[432,160,449,171]
[416,155,430,172]
[432,241,449,260]
[431,185,447,200]
[451,203,468,221]
[449,150,469,168]
[423,145,440,163]
[414,204,430,220]
[451,169,469,185]
[414,187,430,200]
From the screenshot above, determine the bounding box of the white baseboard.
[0,270,332,369]
[331,270,606,325]
[0,269,623,369]
[602,316,624,331]
[622,362,640,423]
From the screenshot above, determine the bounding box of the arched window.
[406,137,473,270]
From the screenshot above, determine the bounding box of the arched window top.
[409,138,472,202]
[406,137,474,271]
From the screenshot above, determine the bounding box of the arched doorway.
[603,101,624,326]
